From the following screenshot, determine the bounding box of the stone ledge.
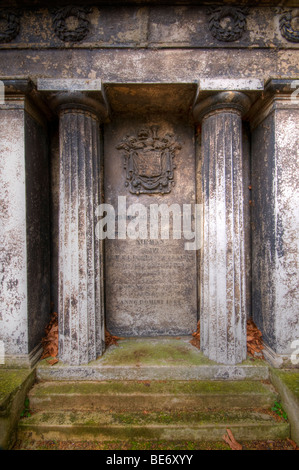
[37,78,103,92]
[198,78,264,92]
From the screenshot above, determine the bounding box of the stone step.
[18,409,290,442]
[29,380,278,412]
[36,337,270,382]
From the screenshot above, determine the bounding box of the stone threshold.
[36,337,269,382]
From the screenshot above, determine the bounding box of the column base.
[0,344,43,369]
[263,344,299,369]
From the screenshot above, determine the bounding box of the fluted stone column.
[59,105,104,365]
[38,80,109,365]
[194,91,251,364]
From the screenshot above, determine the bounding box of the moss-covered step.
[18,409,290,442]
[29,380,278,412]
[36,337,269,381]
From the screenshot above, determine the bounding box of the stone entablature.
[0,3,298,369]
[0,5,299,48]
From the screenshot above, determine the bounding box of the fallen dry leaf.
[247,319,264,359]
[223,428,243,450]
[47,358,59,366]
[287,438,299,450]
[41,311,58,360]
[105,328,121,347]
[190,320,200,350]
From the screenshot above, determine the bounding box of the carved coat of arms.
[116,126,181,195]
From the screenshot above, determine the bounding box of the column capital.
[193,78,264,123]
[37,78,110,122]
[193,91,252,123]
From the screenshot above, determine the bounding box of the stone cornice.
[1,77,53,125]
[248,78,299,129]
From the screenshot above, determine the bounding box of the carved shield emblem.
[116,126,181,195]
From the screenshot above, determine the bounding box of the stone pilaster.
[0,79,50,367]
[194,90,251,364]
[38,79,108,365]
[250,79,299,367]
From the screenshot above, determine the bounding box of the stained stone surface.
[0,98,50,365]
[104,117,197,336]
[0,5,298,50]
[251,87,299,359]
[25,112,50,353]
[58,108,105,365]
[0,107,28,357]
[195,91,249,365]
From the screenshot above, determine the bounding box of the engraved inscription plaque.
[104,118,197,336]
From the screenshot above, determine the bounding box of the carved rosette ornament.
[52,6,92,43]
[279,10,299,43]
[0,10,20,43]
[116,126,181,195]
[207,6,249,42]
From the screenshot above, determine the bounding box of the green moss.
[112,409,278,426]
[13,439,233,450]
[273,370,299,401]
[0,370,33,410]
[18,408,282,430]
[98,338,217,366]
[33,379,272,397]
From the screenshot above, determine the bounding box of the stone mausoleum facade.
[0,1,298,368]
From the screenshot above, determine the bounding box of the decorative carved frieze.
[52,6,92,43]
[279,10,299,43]
[0,7,299,48]
[207,6,249,42]
[0,10,20,43]
[116,126,181,195]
